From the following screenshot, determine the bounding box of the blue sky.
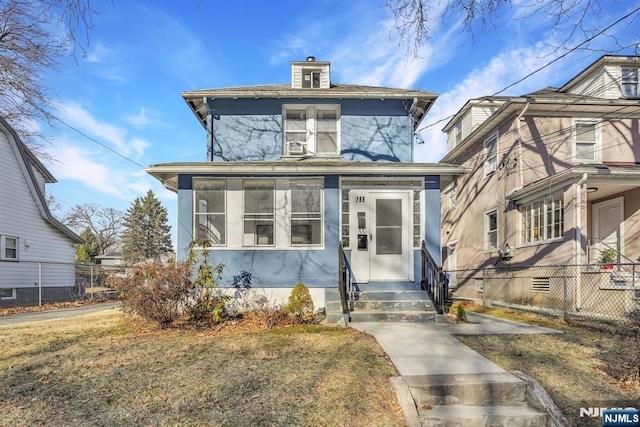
[38,0,640,246]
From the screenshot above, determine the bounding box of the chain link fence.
[0,261,124,306]
[449,263,640,330]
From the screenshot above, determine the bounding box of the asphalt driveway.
[0,302,120,326]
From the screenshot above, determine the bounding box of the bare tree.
[387,0,640,57]
[63,203,124,255]
[0,0,98,160]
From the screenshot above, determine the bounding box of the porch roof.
[145,159,468,192]
[507,164,640,202]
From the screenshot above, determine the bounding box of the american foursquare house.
[146,58,465,319]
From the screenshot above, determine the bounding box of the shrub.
[108,261,192,328]
[456,304,468,322]
[285,283,315,322]
[109,244,228,328]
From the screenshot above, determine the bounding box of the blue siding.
[206,98,413,162]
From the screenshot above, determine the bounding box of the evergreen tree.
[76,228,99,262]
[122,190,173,263]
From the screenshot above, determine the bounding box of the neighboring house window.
[194,180,226,245]
[302,70,321,88]
[243,180,275,246]
[283,105,339,156]
[455,121,463,145]
[448,187,457,211]
[622,67,639,97]
[484,132,498,176]
[520,194,564,244]
[484,210,498,250]
[1,236,18,260]
[573,119,600,162]
[0,288,16,300]
[290,180,323,246]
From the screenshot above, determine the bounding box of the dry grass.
[456,303,640,426]
[0,311,405,427]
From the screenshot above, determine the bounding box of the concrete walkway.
[351,312,560,376]
[351,312,563,426]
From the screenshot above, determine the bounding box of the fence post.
[90,264,94,299]
[482,268,487,307]
[562,265,568,322]
[38,262,42,307]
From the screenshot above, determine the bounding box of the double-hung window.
[484,132,498,176]
[283,105,339,156]
[290,180,323,246]
[302,70,321,88]
[243,180,275,246]
[454,121,463,145]
[484,210,498,250]
[622,67,639,98]
[520,194,564,244]
[573,119,600,163]
[1,236,18,260]
[194,180,226,245]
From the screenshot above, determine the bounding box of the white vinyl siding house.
[0,118,82,303]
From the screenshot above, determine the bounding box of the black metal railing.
[338,243,355,316]
[421,241,447,314]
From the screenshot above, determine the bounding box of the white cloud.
[415,44,569,162]
[45,140,151,199]
[55,101,151,159]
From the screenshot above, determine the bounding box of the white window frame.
[484,209,498,251]
[519,194,564,245]
[290,179,323,246]
[1,235,18,261]
[572,118,601,163]
[193,179,227,246]
[484,132,498,177]
[0,288,16,300]
[243,180,276,247]
[454,121,463,145]
[622,67,639,98]
[283,105,340,156]
[302,69,321,89]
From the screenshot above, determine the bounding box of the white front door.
[349,190,411,283]
[593,197,624,258]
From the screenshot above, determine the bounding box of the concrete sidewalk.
[351,312,564,426]
[351,312,560,376]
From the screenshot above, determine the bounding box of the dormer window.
[303,70,321,88]
[291,58,330,89]
[622,67,639,98]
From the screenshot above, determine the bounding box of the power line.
[54,117,145,169]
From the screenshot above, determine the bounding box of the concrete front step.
[326,299,433,312]
[348,311,437,322]
[403,373,527,406]
[419,404,548,427]
[325,289,431,301]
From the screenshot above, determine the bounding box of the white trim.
[0,288,16,300]
[483,131,498,177]
[483,208,498,251]
[592,196,625,256]
[1,235,19,261]
[572,118,602,163]
[282,104,341,156]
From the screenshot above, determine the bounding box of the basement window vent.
[531,277,550,293]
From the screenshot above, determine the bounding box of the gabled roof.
[0,117,83,244]
[559,55,640,93]
[440,90,640,163]
[182,83,438,131]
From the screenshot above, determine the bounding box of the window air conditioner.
[288,141,306,155]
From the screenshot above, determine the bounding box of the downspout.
[575,172,588,310]
[516,101,530,190]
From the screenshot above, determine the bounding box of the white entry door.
[593,197,624,258]
[349,190,411,283]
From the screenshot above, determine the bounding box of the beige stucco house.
[440,55,640,312]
